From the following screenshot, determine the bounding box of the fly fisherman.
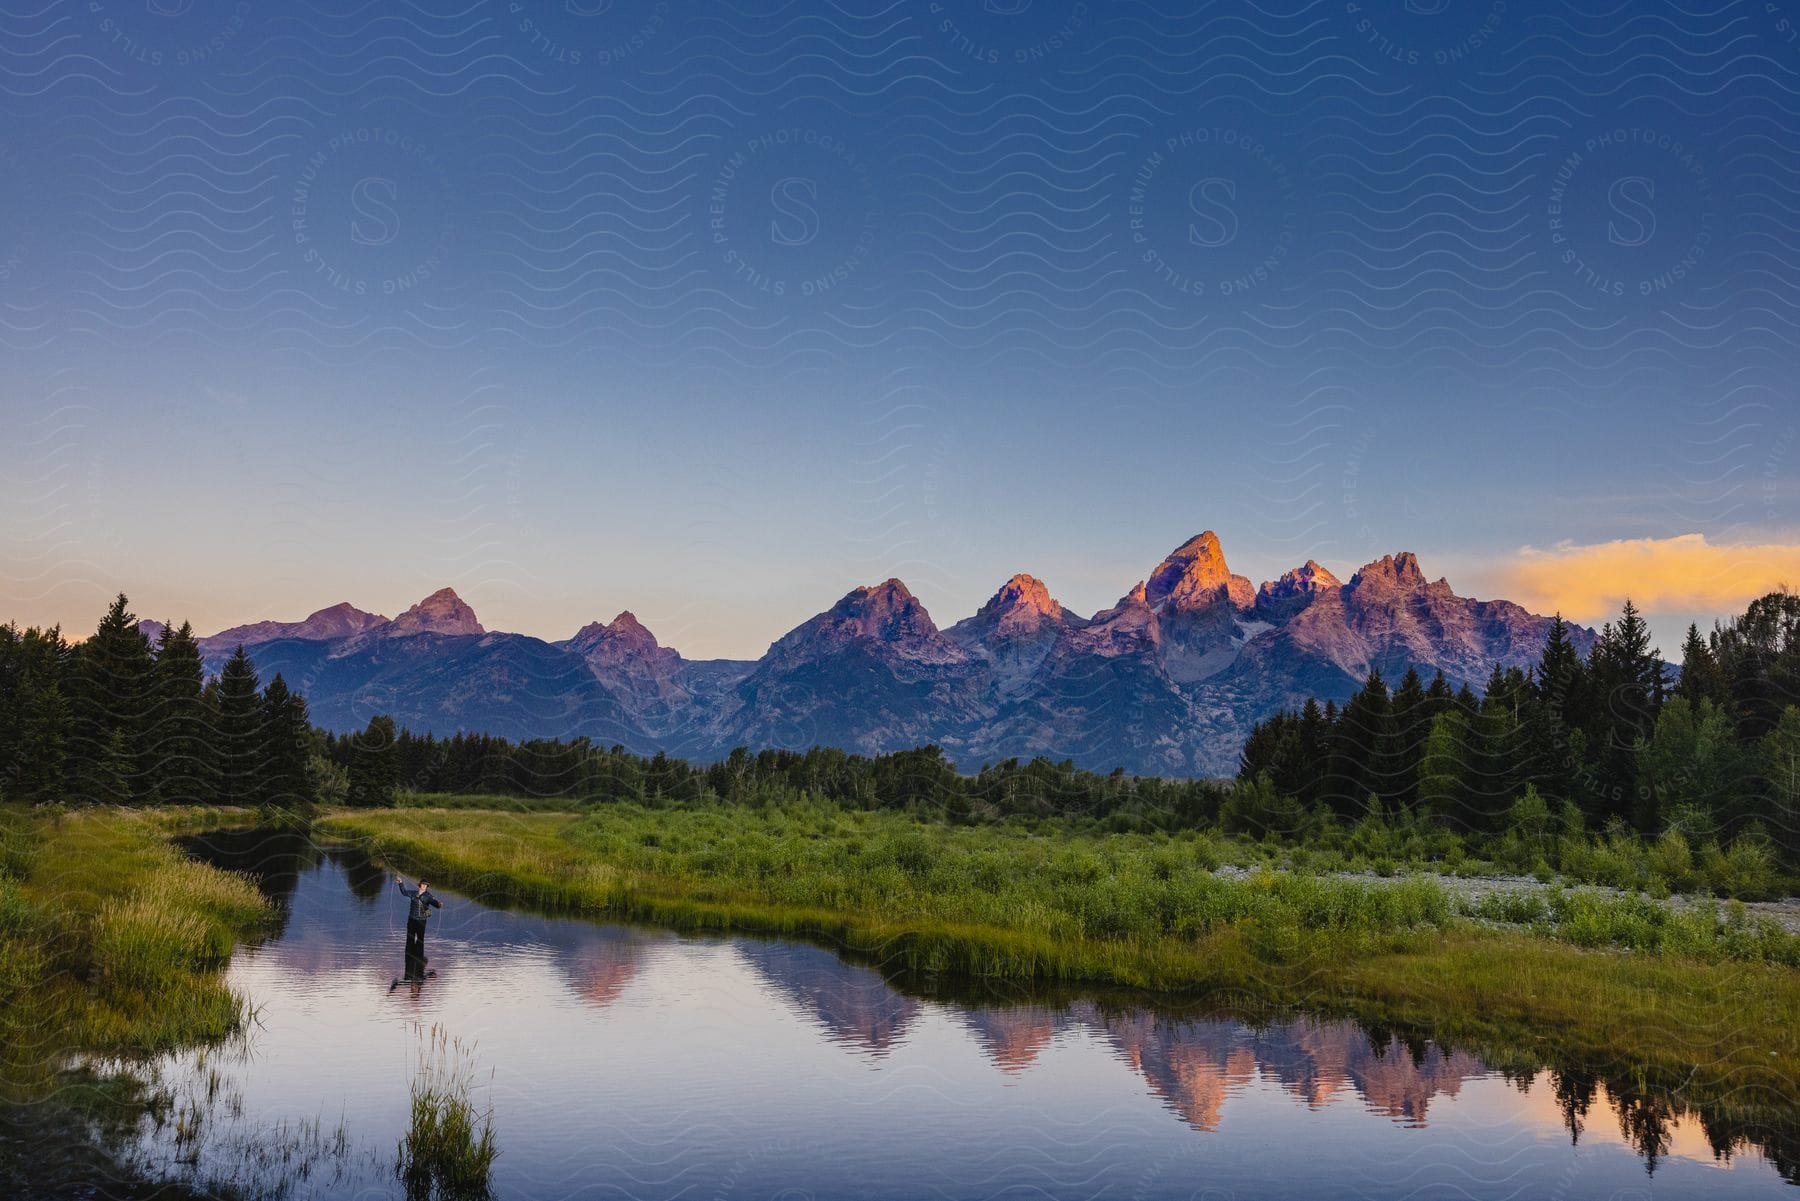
[395,874,443,959]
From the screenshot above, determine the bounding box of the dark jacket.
[397,882,443,924]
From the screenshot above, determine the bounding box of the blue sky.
[3,0,1798,658]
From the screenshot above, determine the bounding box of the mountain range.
[160,532,1594,777]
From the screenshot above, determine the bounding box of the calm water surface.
[126,830,1794,1199]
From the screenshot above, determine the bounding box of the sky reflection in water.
[131,833,1792,1199]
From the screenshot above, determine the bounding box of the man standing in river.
[395,874,442,959]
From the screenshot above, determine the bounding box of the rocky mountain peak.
[298,601,390,638]
[609,609,649,635]
[1348,552,1429,594]
[566,609,678,671]
[820,576,921,633]
[949,573,1078,650]
[828,579,927,637]
[1145,531,1255,611]
[770,578,964,664]
[1256,559,1344,621]
[197,600,390,651]
[387,587,484,637]
[983,573,1068,630]
[569,610,665,656]
[176,530,1599,779]
[1070,580,1162,657]
[1259,559,1342,601]
[836,577,904,605]
[599,610,656,647]
[994,573,1057,612]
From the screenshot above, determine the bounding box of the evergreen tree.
[1453,681,1480,715]
[12,672,71,798]
[1416,710,1469,826]
[1295,697,1330,808]
[1240,710,1312,801]
[214,645,265,807]
[1758,705,1800,863]
[1674,622,1727,709]
[1324,670,1390,820]
[1239,711,1292,783]
[1531,615,1586,803]
[1639,697,1752,835]
[68,594,156,803]
[1219,771,1308,838]
[150,621,212,805]
[1534,615,1585,714]
[0,624,72,799]
[1423,669,1455,720]
[90,729,134,806]
[1587,599,1665,826]
[1386,667,1429,812]
[1711,591,1800,740]
[1469,666,1526,834]
[260,674,313,809]
[347,714,399,808]
[308,746,350,807]
[1497,664,1542,800]
[0,623,27,792]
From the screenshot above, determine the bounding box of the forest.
[0,595,313,810]
[4,590,1796,897]
[1237,594,1800,884]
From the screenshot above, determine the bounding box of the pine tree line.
[1,591,1228,823]
[319,723,1229,828]
[9,590,1797,869]
[0,594,317,808]
[1239,593,1800,861]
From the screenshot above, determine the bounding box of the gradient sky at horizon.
[4,0,1800,659]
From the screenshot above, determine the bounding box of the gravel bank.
[1211,864,1800,935]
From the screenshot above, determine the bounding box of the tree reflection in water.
[153,829,1797,1193]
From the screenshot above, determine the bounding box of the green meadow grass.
[321,800,1799,966]
[397,789,588,813]
[319,800,1800,1122]
[0,804,269,1096]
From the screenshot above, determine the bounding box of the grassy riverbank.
[0,804,269,1097]
[324,801,1800,966]
[319,801,1800,1112]
[0,800,1793,1184]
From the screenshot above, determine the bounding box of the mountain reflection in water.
[135,828,1792,1200]
[737,939,1482,1131]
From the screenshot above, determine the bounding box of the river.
[111,828,1795,1198]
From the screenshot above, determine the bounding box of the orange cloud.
[1500,534,1800,624]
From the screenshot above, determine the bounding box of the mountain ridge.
[174,533,1595,776]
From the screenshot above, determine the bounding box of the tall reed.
[397,1022,497,1201]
